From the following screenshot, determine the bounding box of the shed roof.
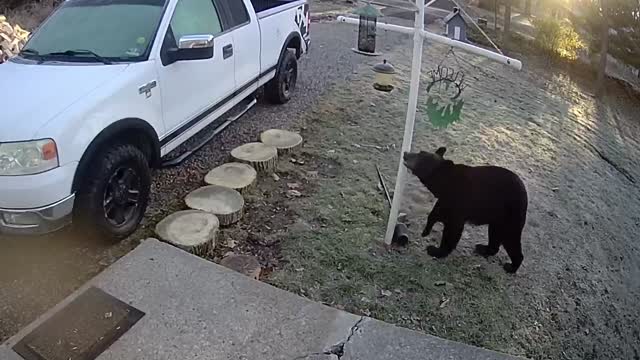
[444,8,465,24]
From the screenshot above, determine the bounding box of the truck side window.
[170,0,223,42]
[224,0,250,27]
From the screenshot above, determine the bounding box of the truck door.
[222,0,260,90]
[157,0,235,139]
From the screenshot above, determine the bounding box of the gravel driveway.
[0,22,402,342]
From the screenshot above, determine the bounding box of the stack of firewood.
[0,15,29,63]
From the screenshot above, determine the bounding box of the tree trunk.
[155,210,219,258]
[596,0,609,96]
[503,0,512,43]
[524,0,531,15]
[259,129,303,155]
[230,142,278,174]
[185,185,245,226]
[204,163,257,194]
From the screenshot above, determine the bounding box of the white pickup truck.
[0,0,309,238]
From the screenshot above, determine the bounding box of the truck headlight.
[0,139,59,176]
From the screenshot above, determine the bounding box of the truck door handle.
[223,44,233,59]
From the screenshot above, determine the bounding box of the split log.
[0,16,30,63]
[259,129,303,154]
[219,254,262,280]
[204,162,257,193]
[185,185,244,226]
[230,142,278,173]
[155,210,219,257]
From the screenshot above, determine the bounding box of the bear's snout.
[403,152,412,169]
[403,152,419,171]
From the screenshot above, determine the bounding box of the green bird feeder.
[353,3,383,55]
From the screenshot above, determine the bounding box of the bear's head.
[403,147,447,181]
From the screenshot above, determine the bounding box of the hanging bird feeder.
[372,59,396,92]
[352,3,383,55]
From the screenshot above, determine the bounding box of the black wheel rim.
[282,62,296,97]
[103,167,141,227]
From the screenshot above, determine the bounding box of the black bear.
[403,147,528,273]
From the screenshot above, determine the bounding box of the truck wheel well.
[72,119,160,192]
[285,33,302,59]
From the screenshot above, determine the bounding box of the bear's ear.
[435,147,447,157]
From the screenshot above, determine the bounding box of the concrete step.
[2,239,526,360]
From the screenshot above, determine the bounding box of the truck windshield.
[21,0,166,63]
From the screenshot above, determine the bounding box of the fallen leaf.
[439,298,450,308]
[227,240,238,249]
[353,160,359,164]
[381,289,392,297]
[104,312,113,319]
[306,171,319,178]
[286,190,302,197]
[435,281,447,286]
[272,173,280,181]
[362,309,371,316]
[287,182,301,189]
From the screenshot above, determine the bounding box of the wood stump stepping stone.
[155,210,218,257]
[185,185,244,226]
[259,129,303,154]
[230,142,278,173]
[204,162,257,193]
[219,254,262,280]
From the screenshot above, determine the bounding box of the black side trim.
[159,66,277,147]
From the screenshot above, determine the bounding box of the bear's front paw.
[503,263,518,274]
[421,228,431,237]
[427,245,449,258]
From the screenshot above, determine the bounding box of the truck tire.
[75,143,151,240]
[266,50,298,104]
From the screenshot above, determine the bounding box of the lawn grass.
[268,74,522,355]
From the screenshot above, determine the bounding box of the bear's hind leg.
[502,232,524,273]
[475,223,501,257]
[427,220,463,258]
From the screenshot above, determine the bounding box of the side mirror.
[166,34,214,65]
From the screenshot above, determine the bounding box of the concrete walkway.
[1,239,525,360]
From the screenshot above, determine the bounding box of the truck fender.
[71,118,161,192]
[279,32,303,62]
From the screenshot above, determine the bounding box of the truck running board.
[161,97,257,168]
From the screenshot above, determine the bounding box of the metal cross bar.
[337,16,522,70]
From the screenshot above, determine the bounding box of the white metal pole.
[383,0,425,245]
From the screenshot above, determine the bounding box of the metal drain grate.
[13,287,145,360]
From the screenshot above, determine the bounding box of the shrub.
[533,17,585,60]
